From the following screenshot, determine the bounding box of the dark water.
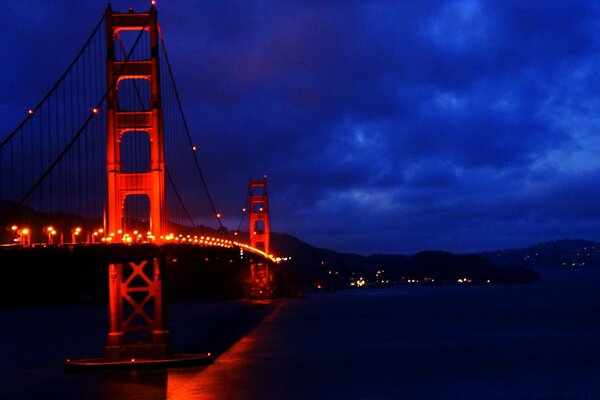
[2,269,600,399]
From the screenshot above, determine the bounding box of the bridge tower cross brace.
[249,176,272,297]
[105,5,166,238]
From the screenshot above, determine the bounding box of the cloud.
[3,0,600,254]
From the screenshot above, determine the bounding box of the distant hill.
[271,235,600,278]
[270,234,539,288]
[479,239,600,269]
[405,251,539,284]
[270,232,375,289]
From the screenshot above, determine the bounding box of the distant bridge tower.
[249,176,270,254]
[105,4,166,237]
[249,176,272,297]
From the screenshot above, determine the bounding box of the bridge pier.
[65,245,212,371]
[104,256,171,361]
[250,262,272,298]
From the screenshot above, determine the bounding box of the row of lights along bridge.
[7,225,281,263]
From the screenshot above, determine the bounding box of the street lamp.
[8,225,19,244]
[18,227,31,246]
[8,225,30,246]
[71,227,82,244]
[91,228,104,243]
[44,226,57,244]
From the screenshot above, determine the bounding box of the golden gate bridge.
[0,4,279,369]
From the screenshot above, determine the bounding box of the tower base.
[64,353,212,372]
[250,262,272,299]
[104,340,172,362]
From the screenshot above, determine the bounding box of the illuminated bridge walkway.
[0,4,277,368]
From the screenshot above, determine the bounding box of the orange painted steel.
[249,177,272,297]
[104,5,170,362]
[105,5,166,238]
[105,257,171,361]
[249,177,270,254]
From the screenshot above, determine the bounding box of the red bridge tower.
[104,5,169,362]
[249,176,273,297]
[105,5,166,237]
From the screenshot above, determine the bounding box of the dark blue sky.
[2,0,600,255]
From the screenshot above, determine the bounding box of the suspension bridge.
[0,4,279,368]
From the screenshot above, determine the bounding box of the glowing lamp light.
[192,146,197,151]
[151,0,156,5]
[11,225,18,231]
[92,107,99,114]
[21,228,29,235]
[28,109,34,115]
[216,213,221,219]
[242,208,247,213]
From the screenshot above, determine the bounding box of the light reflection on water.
[167,303,284,399]
[166,337,256,400]
[3,269,600,399]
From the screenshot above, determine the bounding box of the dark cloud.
[2,0,600,254]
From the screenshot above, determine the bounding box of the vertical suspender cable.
[0,12,151,226]
[158,26,225,231]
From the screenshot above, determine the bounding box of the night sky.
[2,0,600,255]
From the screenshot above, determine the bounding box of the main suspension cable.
[158,24,225,231]
[0,10,152,225]
[0,12,106,151]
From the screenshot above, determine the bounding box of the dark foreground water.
[2,269,600,399]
